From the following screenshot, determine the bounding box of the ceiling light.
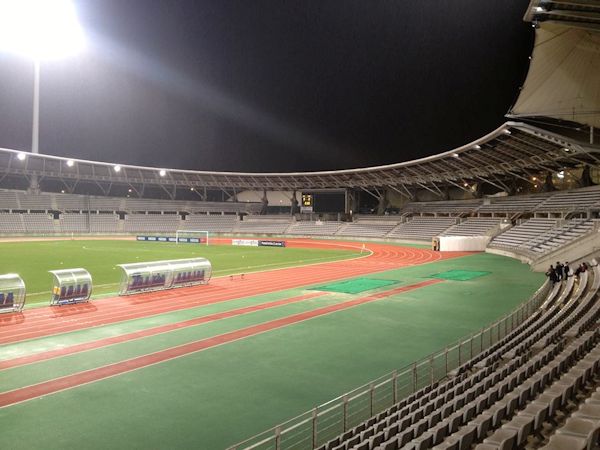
[452,153,459,158]
[114,165,121,173]
[66,159,74,167]
[16,152,26,161]
[503,129,512,135]
[159,169,167,177]
[557,171,565,179]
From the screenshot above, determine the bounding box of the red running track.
[0,239,469,344]
[0,279,443,409]
[0,292,325,370]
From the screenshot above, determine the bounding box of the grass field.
[0,239,361,306]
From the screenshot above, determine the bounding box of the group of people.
[546,261,589,283]
[546,261,569,283]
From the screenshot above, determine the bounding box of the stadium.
[1,1,600,450]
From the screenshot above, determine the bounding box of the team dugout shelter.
[0,273,26,313]
[117,257,212,295]
[49,268,92,306]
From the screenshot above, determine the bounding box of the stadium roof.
[511,1,600,129]
[1,121,598,198]
[524,0,600,30]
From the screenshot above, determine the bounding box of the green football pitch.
[0,239,361,306]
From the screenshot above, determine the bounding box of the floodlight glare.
[16,152,27,161]
[113,165,121,173]
[0,0,85,60]
[66,159,74,167]
[159,169,167,177]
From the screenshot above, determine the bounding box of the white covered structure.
[510,1,600,131]
[117,257,212,295]
[49,268,92,306]
[436,236,491,252]
[0,273,26,313]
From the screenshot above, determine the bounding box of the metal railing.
[227,280,551,450]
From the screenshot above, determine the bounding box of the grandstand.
[287,220,343,236]
[441,218,503,237]
[386,217,457,241]
[336,218,399,238]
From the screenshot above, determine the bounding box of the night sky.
[0,1,533,172]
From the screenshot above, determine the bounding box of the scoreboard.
[299,192,345,213]
[301,194,313,213]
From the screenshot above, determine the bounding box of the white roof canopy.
[512,9,600,129]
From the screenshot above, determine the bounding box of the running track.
[0,239,469,344]
[0,279,443,408]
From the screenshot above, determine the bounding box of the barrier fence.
[227,280,551,450]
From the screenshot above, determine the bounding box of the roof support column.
[580,166,595,188]
[377,189,389,215]
[346,189,358,217]
[260,189,269,215]
[290,190,299,216]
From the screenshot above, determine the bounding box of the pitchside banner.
[231,239,286,247]
[258,240,286,247]
[137,236,201,243]
[232,239,259,247]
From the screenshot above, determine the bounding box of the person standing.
[546,265,557,284]
[555,261,563,281]
[563,262,570,279]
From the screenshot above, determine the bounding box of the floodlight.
[452,153,459,158]
[16,152,27,161]
[473,145,481,150]
[114,165,121,173]
[557,171,565,179]
[0,0,85,60]
[503,129,512,135]
[66,159,74,167]
[159,169,167,177]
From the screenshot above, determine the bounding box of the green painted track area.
[428,269,491,281]
[311,278,400,294]
[0,252,544,449]
[0,239,361,305]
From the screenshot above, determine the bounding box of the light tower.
[0,0,85,190]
